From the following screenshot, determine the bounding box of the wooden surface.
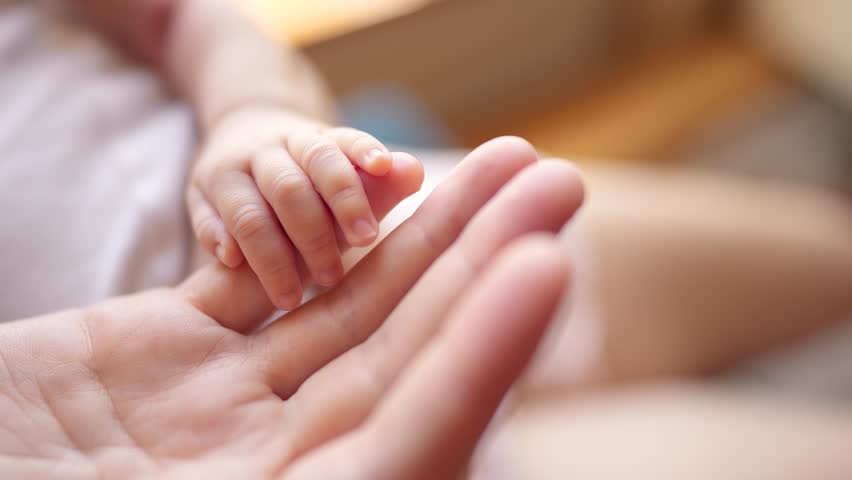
[459,32,789,163]
[239,0,788,165]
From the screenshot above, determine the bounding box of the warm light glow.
[242,0,433,45]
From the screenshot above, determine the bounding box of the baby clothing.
[0,1,195,321]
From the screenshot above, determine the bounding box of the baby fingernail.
[318,267,342,286]
[215,244,227,263]
[365,149,392,172]
[366,149,386,163]
[278,290,302,310]
[352,219,377,242]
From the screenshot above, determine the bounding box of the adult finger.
[281,237,571,480]
[182,152,423,334]
[254,137,540,396]
[282,160,584,454]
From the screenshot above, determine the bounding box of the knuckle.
[269,171,313,205]
[230,204,270,240]
[258,256,296,277]
[325,166,359,192]
[330,184,365,212]
[198,155,242,182]
[300,228,338,257]
[191,168,214,192]
[350,133,379,152]
[205,168,247,197]
[193,214,218,241]
[322,126,347,137]
[301,139,340,172]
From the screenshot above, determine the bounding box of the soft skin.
[0,138,585,480]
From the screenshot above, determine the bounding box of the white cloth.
[0,1,195,321]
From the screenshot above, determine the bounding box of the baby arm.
[72,0,331,122]
[72,0,423,309]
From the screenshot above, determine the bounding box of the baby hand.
[187,106,423,310]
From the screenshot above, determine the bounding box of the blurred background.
[235,3,852,431]
[243,0,852,194]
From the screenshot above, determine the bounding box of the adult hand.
[0,138,584,479]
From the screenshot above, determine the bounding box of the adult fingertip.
[515,235,571,272]
[537,159,586,202]
[493,234,572,299]
[482,136,538,163]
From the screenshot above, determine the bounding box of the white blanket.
[0,1,194,321]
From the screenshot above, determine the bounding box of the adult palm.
[0,138,584,479]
